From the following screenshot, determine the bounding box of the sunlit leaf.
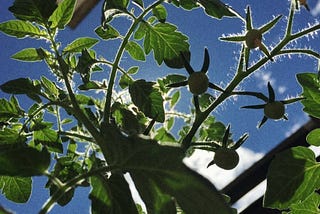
[154,127,176,143]
[90,173,138,214]
[11,48,45,62]
[0,146,50,177]
[95,25,120,40]
[0,97,24,121]
[0,20,46,39]
[306,128,320,146]
[296,73,320,118]
[125,41,146,61]
[119,74,134,89]
[63,37,99,54]
[288,192,320,214]
[170,90,180,108]
[41,76,60,99]
[49,0,76,29]
[129,80,165,122]
[8,0,57,24]
[152,4,167,23]
[33,128,63,153]
[0,128,26,146]
[264,146,320,209]
[0,176,32,203]
[138,22,190,68]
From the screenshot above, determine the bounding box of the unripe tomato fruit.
[187,72,209,95]
[264,101,285,119]
[245,29,262,49]
[214,148,239,170]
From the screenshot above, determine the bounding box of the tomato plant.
[0,0,319,213]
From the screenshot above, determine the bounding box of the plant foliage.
[0,0,319,213]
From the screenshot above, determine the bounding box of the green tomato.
[214,148,239,170]
[187,72,209,95]
[245,29,262,49]
[264,101,285,119]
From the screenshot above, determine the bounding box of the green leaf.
[78,81,104,90]
[0,128,26,146]
[154,127,176,143]
[33,128,63,153]
[0,146,50,177]
[63,37,99,54]
[199,116,229,142]
[170,90,180,108]
[152,4,167,23]
[139,22,190,68]
[0,78,42,102]
[8,0,57,24]
[101,127,233,214]
[0,20,46,38]
[0,176,32,203]
[41,76,59,99]
[76,49,97,79]
[306,129,320,146]
[125,41,146,61]
[119,74,134,89]
[198,93,215,110]
[11,48,45,62]
[198,0,237,19]
[95,25,120,40]
[129,80,165,122]
[49,0,76,29]
[170,0,199,10]
[89,174,138,214]
[0,97,24,121]
[128,66,139,74]
[101,0,129,24]
[296,73,320,118]
[288,192,320,214]
[264,146,320,209]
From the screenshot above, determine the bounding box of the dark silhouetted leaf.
[101,126,233,214]
[198,0,236,19]
[8,0,57,23]
[129,80,165,122]
[89,174,138,214]
[0,176,32,203]
[0,146,50,177]
[101,0,129,25]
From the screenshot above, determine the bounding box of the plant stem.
[39,165,116,214]
[102,0,164,123]
[45,25,101,141]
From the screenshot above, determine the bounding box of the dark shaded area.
[220,117,320,213]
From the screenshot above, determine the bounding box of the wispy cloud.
[311,0,320,16]
[253,71,287,94]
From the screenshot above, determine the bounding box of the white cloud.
[311,0,320,16]
[253,71,287,94]
[183,148,264,189]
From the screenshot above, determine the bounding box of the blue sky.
[1,0,320,213]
